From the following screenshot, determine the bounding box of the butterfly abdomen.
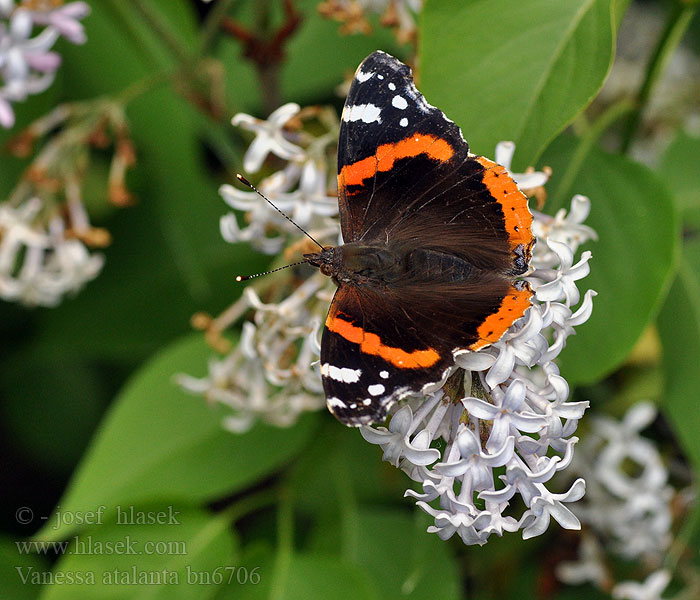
[403,248,474,283]
[325,242,482,287]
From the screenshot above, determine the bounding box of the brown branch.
[221,0,302,114]
[221,0,301,66]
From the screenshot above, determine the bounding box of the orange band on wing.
[339,134,454,188]
[326,314,441,368]
[469,285,532,351]
[475,156,533,251]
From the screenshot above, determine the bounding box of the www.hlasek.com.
[16,536,186,556]
[15,565,261,586]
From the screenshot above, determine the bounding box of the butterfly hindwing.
[320,270,531,427]
[320,285,453,426]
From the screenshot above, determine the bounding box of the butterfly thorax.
[305,242,474,287]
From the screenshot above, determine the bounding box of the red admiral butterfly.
[304,51,534,427]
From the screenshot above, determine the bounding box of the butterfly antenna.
[235,260,309,282]
[236,174,324,250]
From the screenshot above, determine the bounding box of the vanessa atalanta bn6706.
[304,51,534,427]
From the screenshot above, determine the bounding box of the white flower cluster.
[179,104,598,544]
[218,103,339,255]
[0,0,89,129]
[0,196,103,306]
[361,184,596,545]
[176,276,331,432]
[177,104,340,430]
[557,402,680,596]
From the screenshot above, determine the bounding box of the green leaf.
[541,137,679,384]
[39,507,236,600]
[0,354,107,475]
[60,0,198,97]
[658,130,700,228]
[0,537,48,599]
[612,0,633,29]
[226,510,460,599]
[289,420,407,516]
[218,552,380,600]
[270,554,380,600]
[36,334,318,542]
[421,0,615,169]
[657,238,700,469]
[348,510,460,599]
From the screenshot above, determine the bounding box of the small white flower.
[29,2,91,45]
[0,1,88,128]
[219,164,301,254]
[0,1,15,19]
[529,240,592,305]
[0,198,104,307]
[432,428,515,510]
[518,478,585,539]
[531,194,597,268]
[177,274,331,430]
[0,92,13,126]
[495,141,550,189]
[563,402,676,564]
[360,403,441,467]
[417,503,492,545]
[232,103,306,173]
[556,533,609,587]
[273,158,338,227]
[612,570,671,600]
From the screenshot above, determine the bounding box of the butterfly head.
[304,246,337,278]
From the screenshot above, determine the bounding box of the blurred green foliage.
[0,0,698,598]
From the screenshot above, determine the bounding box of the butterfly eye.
[320,263,333,277]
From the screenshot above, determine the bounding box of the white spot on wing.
[392,95,408,110]
[356,69,374,82]
[377,74,384,79]
[363,398,372,406]
[322,363,362,383]
[343,103,382,124]
[380,370,389,379]
[399,118,408,127]
[388,82,396,91]
[368,384,385,396]
[327,397,346,412]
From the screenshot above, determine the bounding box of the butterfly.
[303,51,534,427]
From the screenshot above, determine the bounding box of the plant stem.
[117,70,172,105]
[554,99,634,203]
[269,484,294,600]
[220,487,278,524]
[199,0,239,56]
[103,0,165,70]
[128,0,191,65]
[334,458,359,562]
[620,1,697,154]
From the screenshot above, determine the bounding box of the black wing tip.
[327,398,390,428]
[358,50,409,75]
[325,386,418,428]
